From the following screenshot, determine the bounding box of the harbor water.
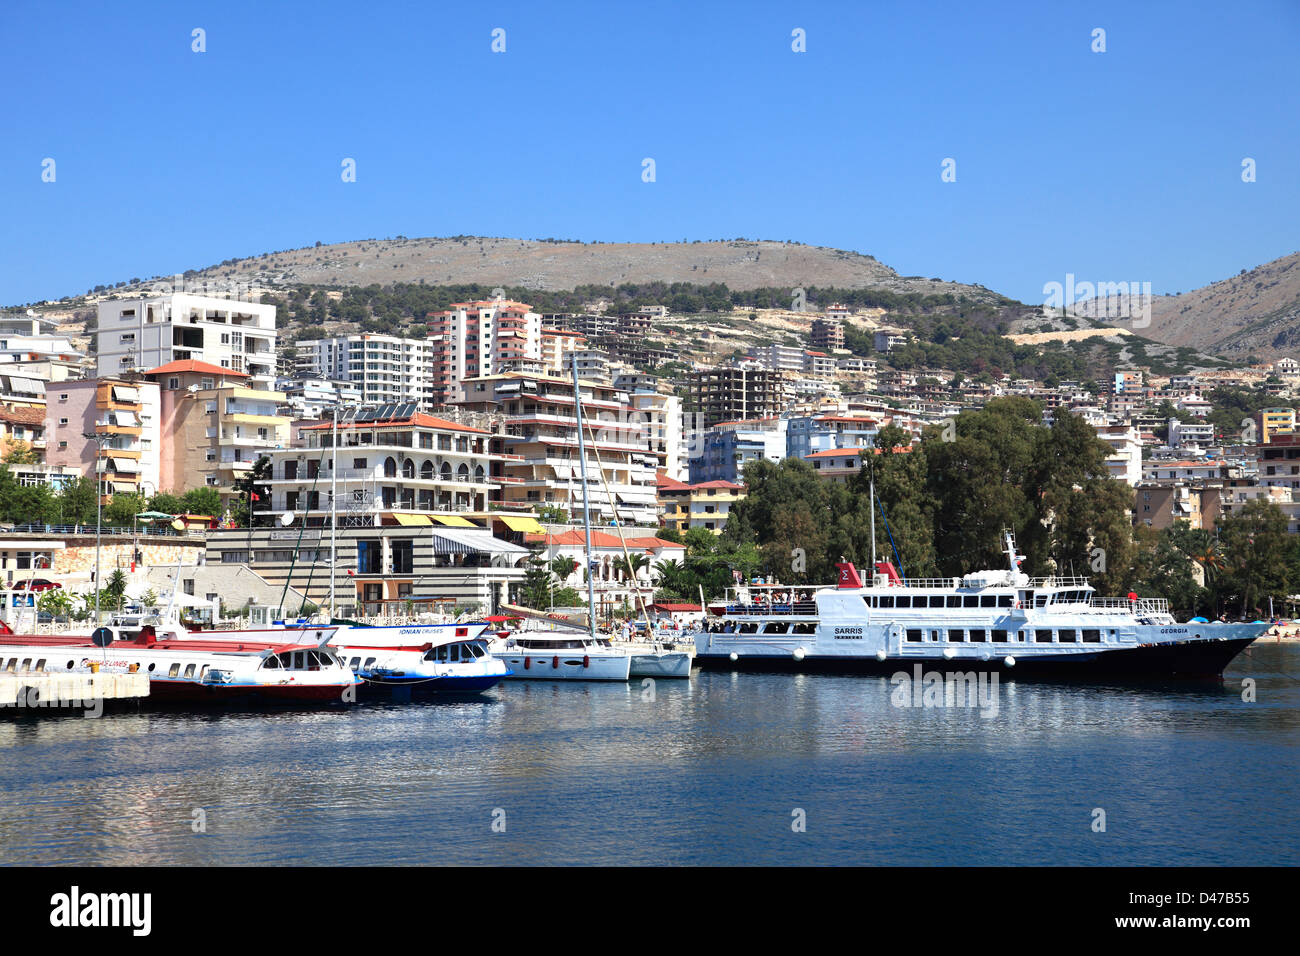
[1,644,1296,866]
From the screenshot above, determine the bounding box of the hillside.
[152,237,1005,302]
[1089,250,1300,360]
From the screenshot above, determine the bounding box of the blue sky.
[2,0,1297,306]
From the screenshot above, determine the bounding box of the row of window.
[867,591,1092,610]
[904,628,1105,644]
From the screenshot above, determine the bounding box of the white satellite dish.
[279,512,294,526]
[187,384,202,393]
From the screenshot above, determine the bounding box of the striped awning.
[109,457,139,473]
[429,528,530,555]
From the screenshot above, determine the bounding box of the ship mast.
[572,354,598,639]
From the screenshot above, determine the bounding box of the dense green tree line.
[0,468,224,527]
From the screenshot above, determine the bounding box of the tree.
[518,557,556,610]
[180,487,222,518]
[105,569,129,612]
[104,491,145,527]
[549,555,578,582]
[1217,500,1292,617]
[613,552,651,582]
[148,491,185,515]
[231,456,273,525]
[55,477,98,526]
[1,439,39,464]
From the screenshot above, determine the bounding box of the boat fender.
[943,648,956,659]
[1004,656,1016,667]
[553,655,559,669]
[875,649,887,661]
[792,647,806,662]
[583,655,589,668]
[729,652,739,662]
[524,657,530,670]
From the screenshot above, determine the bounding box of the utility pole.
[83,432,107,624]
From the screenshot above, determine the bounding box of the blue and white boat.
[691,532,1264,679]
[329,622,510,696]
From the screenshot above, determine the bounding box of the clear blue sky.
[2,0,1297,306]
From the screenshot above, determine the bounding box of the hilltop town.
[0,264,1298,624]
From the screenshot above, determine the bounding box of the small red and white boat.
[0,623,359,704]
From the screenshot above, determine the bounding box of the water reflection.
[1,646,1297,865]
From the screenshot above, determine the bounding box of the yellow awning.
[498,515,545,533]
[433,515,476,527]
[394,513,433,526]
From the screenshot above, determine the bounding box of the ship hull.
[694,636,1258,680]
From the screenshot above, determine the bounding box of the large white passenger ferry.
[691,534,1264,679]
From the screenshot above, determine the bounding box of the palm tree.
[549,555,579,583]
[613,553,651,584]
[653,558,691,600]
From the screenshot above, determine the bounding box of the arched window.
[384,457,397,478]
[421,461,434,480]
[440,462,453,481]
[474,465,485,482]
[402,459,415,479]
[457,463,469,482]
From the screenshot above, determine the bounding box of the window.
[991,630,1008,643]
[391,540,414,575]
[58,418,68,425]
[167,377,179,390]
[1082,629,1102,643]
[168,663,180,677]
[220,551,248,563]
[1059,629,1078,643]
[948,629,965,642]
[1035,629,1054,643]
[969,630,987,643]
[962,596,978,608]
[879,595,894,609]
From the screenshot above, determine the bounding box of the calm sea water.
[1,644,1297,866]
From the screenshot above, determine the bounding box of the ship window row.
[905,629,1105,643]
[423,642,487,662]
[870,594,1015,609]
[260,650,340,671]
[3,658,46,671]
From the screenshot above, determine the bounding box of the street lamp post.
[83,432,108,624]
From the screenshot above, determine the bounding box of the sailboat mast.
[870,475,877,571]
[572,354,598,639]
[329,404,339,620]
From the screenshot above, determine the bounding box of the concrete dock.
[0,671,149,713]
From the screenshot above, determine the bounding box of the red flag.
[250,492,260,501]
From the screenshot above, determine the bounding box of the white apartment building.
[96,294,277,389]
[748,344,806,374]
[266,409,496,527]
[628,390,687,482]
[276,377,364,419]
[1169,418,1215,450]
[1096,423,1143,486]
[294,335,435,409]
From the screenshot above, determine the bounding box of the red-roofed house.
[656,475,746,534]
[525,528,686,612]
